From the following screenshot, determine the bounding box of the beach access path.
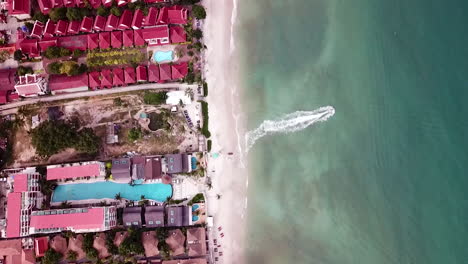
[0,83,198,114]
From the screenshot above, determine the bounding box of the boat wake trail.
[245,106,335,152]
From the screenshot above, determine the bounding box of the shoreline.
[203,0,248,263]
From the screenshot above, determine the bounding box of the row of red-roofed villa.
[88,62,188,90]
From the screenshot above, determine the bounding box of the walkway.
[0,83,198,114]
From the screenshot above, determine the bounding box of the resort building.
[163,154,191,174]
[166,206,191,227]
[34,237,49,257]
[14,74,48,97]
[162,259,207,264]
[123,207,142,227]
[165,229,185,256]
[29,206,117,234]
[111,158,131,181]
[46,161,106,181]
[142,231,159,257]
[48,74,89,95]
[131,156,163,182]
[0,239,35,264]
[187,227,207,257]
[145,205,165,227]
[136,26,170,46]
[6,0,31,20]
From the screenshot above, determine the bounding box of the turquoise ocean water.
[238,0,468,263]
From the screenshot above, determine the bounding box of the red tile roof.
[131,9,144,29]
[75,0,85,7]
[122,29,134,47]
[48,74,89,93]
[34,237,49,257]
[89,0,101,8]
[63,0,74,7]
[148,64,159,82]
[124,67,136,84]
[0,69,16,92]
[30,208,106,231]
[37,0,52,14]
[159,63,171,81]
[38,37,58,52]
[43,20,56,37]
[7,92,20,102]
[112,68,124,86]
[7,0,30,15]
[133,29,145,46]
[55,20,68,36]
[58,34,88,50]
[100,69,112,88]
[116,0,126,7]
[167,5,188,24]
[87,33,99,50]
[88,71,101,89]
[157,6,168,24]
[13,173,28,192]
[80,16,94,33]
[18,39,39,57]
[169,26,186,44]
[30,21,45,39]
[136,65,147,81]
[105,14,119,31]
[102,0,112,7]
[111,30,122,49]
[47,163,101,180]
[141,25,170,46]
[52,0,63,8]
[94,15,107,31]
[99,32,111,49]
[143,7,158,27]
[67,20,81,34]
[6,192,21,238]
[171,62,188,80]
[0,91,7,104]
[118,9,133,30]
[145,0,167,3]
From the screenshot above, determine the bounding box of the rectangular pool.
[51,181,172,202]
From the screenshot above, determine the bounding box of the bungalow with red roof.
[124,66,136,84]
[38,38,58,53]
[159,63,171,82]
[171,62,188,80]
[122,29,134,47]
[63,0,74,8]
[118,9,133,30]
[94,15,107,31]
[139,25,170,46]
[35,237,49,257]
[87,33,99,50]
[7,0,31,19]
[88,0,101,8]
[58,35,88,50]
[148,64,159,82]
[133,28,145,46]
[169,26,186,44]
[100,69,113,88]
[167,5,188,24]
[14,74,48,97]
[143,7,158,27]
[68,20,81,34]
[105,14,119,31]
[131,9,144,29]
[102,0,112,7]
[43,20,56,37]
[55,20,68,36]
[0,239,36,264]
[80,16,94,33]
[112,68,124,86]
[157,6,168,24]
[29,207,117,235]
[116,0,126,7]
[46,161,106,181]
[48,74,89,94]
[136,65,147,82]
[30,21,45,39]
[99,32,111,49]
[17,39,39,58]
[111,30,122,49]
[0,69,16,103]
[75,0,85,7]
[145,0,168,3]
[37,0,53,14]
[88,71,101,90]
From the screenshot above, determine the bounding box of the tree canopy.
[31,120,100,157]
[97,5,109,16]
[49,7,67,22]
[192,5,206,19]
[42,249,63,264]
[16,66,33,76]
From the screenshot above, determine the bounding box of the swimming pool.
[191,157,197,170]
[153,51,173,63]
[192,215,199,222]
[52,181,172,202]
[192,204,199,211]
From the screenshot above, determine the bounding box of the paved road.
[0,82,199,114]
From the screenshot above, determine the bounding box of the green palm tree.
[140,195,146,200]
[115,192,121,200]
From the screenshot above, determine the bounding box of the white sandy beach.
[203,0,248,263]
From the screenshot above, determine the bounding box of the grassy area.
[87,48,146,68]
[200,101,211,138]
[143,91,167,105]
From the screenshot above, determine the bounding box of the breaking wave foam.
[245,106,336,152]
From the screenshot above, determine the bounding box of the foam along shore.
[203,0,248,263]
